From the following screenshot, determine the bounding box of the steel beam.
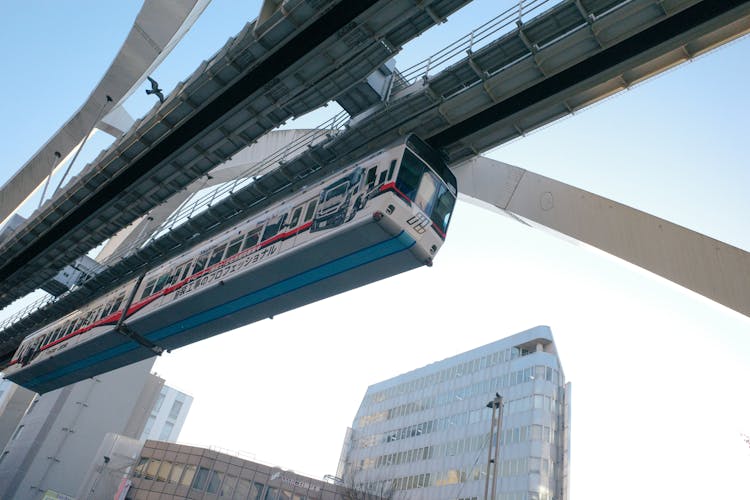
[454,156,750,318]
[0,0,211,226]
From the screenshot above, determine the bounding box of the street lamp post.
[483,394,503,500]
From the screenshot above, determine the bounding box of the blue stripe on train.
[26,231,416,390]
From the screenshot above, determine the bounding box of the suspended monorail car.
[3,135,457,393]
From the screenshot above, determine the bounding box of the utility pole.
[483,393,503,500]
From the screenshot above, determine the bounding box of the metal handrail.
[0,294,58,332]
[392,0,560,93]
[144,110,349,245]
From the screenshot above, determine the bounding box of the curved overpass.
[0,0,211,226]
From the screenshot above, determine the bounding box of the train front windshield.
[396,148,456,234]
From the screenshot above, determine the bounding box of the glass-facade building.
[125,440,382,499]
[338,326,571,500]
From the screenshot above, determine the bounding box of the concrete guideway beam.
[0,0,473,314]
[270,0,750,175]
[453,157,750,318]
[429,0,750,161]
[0,0,212,227]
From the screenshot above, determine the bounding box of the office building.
[0,358,192,500]
[81,438,383,499]
[338,325,571,500]
[0,377,35,451]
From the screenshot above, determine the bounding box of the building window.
[143,415,156,438]
[234,479,251,498]
[221,474,237,497]
[265,486,279,500]
[180,465,197,487]
[133,457,148,478]
[206,470,223,494]
[144,459,161,480]
[156,461,172,482]
[192,466,211,490]
[154,392,166,413]
[158,421,174,441]
[253,481,265,499]
[169,462,185,484]
[168,400,183,420]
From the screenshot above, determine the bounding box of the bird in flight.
[146,76,165,103]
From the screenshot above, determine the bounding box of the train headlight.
[430,245,437,255]
[386,204,395,215]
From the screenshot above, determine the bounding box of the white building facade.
[139,383,193,443]
[338,326,571,500]
[0,359,193,500]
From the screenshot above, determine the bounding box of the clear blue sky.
[1,2,749,499]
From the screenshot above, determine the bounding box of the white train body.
[4,136,457,393]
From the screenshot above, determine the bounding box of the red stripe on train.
[28,221,317,355]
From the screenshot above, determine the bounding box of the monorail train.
[3,135,457,394]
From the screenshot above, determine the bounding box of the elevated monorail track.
[2,0,749,363]
[0,0,473,311]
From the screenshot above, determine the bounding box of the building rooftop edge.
[364,325,558,393]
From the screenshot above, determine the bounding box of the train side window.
[82,311,94,327]
[48,328,61,345]
[226,237,243,258]
[304,200,317,222]
[57,324,68,339]
[262,213,287,241]
[170,263,188,285]
[67,319,80,335]
[180,264,191,281]
[141,279,156,300]
[207,246,225,267]
[111,295,124,314]
[378,170,387,185]
[387,159,397,180]
[58,322,70,338]
[290,206,303,228]
[366,166,377,186]
[243,229,261,250]
[167,267,180,287]
[54,325,66,341]
[152,273,171,294]
[192,255,208,274]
